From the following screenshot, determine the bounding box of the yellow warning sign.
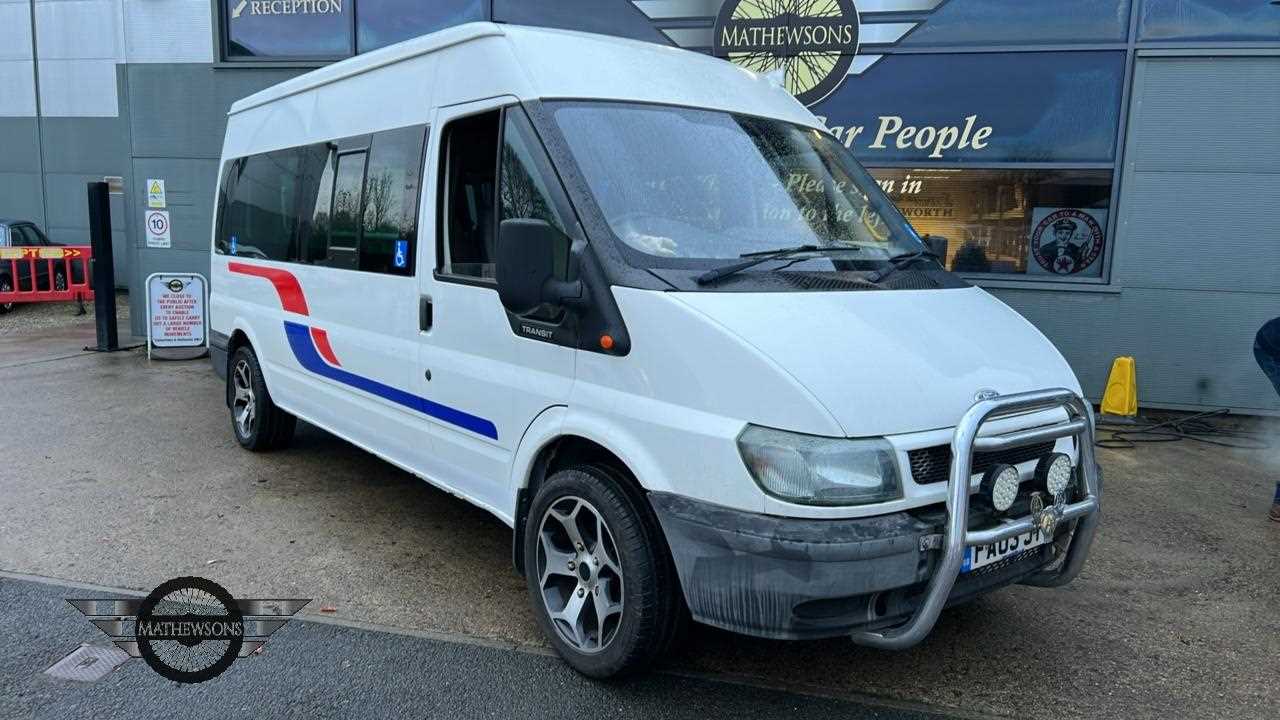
[147,178,166,208]
[1100,356,1138,417]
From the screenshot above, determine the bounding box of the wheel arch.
[511,425,666,577]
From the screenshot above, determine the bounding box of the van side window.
[215,122,427,275]
[302,145,338,264]
[359,126,426,275]
[221,150,303,261]
[324,152,366,270]
[439,110,501,280]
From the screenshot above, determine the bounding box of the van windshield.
[547,101,927,275]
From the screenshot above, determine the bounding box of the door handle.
[419,295,433,332]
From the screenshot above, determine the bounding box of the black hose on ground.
[1095,409,1271,450]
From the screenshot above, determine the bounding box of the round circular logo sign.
[713,0,860,106]
[135,576,244,683]
[1031,209,1104,275]
[166,278,185,293]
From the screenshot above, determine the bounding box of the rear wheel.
[524,464,685,678]
[0,275,12,313]
[229,345,295,451]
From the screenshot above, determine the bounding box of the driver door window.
[439,106,573,292]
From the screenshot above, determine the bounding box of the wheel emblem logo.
[66,576,310,684]
[135,577,244,683]
[713,0,860,106]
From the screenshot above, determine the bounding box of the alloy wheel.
[231,358,256,438]
[535,496,625,654]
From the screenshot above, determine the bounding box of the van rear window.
[216,124,428,277]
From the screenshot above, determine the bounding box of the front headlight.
[736,425,902,506]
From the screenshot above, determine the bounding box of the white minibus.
[210,22,1101,677]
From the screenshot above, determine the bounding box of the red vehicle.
[0,219,90,313]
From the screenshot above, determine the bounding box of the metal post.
[87,182,119,352]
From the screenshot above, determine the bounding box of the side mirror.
[495,219,582,316]
[923,234,949,262]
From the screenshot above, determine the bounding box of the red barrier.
[0,245,95,304]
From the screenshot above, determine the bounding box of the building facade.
[1,0,1277,412]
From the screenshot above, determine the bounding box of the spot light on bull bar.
[1034,453,1075,498]
[980,464,1020,513]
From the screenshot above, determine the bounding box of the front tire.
[524,464,684,678]
[229,345,295,451]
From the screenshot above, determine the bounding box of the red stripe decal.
[228,262,310,316]
[310,327,341,367]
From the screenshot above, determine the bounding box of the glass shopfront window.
[1138,0,1280,42]
[868,169,1112,279]
[357,0,485,52]
[220,0,486,60]
[899,0,1132,47]
[223,0,354,60]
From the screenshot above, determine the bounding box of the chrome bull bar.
[851,388,1101,650]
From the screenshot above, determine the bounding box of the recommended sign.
[147,179,166,208]
[147,273,207,355]
[145,210,172,249]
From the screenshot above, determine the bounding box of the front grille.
[907,442,1055,485]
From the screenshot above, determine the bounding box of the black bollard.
[87,181,118,352]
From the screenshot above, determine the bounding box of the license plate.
[962,527,1049,573]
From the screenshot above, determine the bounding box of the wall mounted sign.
[1027,207,1107,278]
[637,0,945,106]
[147,178,166,208]
[224,0,352,59]
[145,210,171,249]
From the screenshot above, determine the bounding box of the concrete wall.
[991,54,1280,414]
[124,63,304,335]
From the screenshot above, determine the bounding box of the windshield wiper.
[868,249,940,284]
[695,245,858,285]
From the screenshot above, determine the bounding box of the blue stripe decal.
[283,321,499,440]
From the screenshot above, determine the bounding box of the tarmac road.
[2,321,1278,719]
[1,576,947,720]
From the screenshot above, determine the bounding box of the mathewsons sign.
[633,1,1001,160]
[713,0,861,105]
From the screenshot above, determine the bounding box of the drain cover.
[45,644,130,682]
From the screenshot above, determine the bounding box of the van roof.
[227,22,817,129]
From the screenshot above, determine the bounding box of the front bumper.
[652,491,1070,640]
[651,388,1101,644]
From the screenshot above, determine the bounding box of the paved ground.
[2,577,945,720]
[2,315,1278,719]
[0,292,128,337]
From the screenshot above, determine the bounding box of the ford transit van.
[210,23,1100,677]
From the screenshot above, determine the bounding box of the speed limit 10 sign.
[145,210,171,249]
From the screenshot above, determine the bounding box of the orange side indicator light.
[599,334,614,351]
